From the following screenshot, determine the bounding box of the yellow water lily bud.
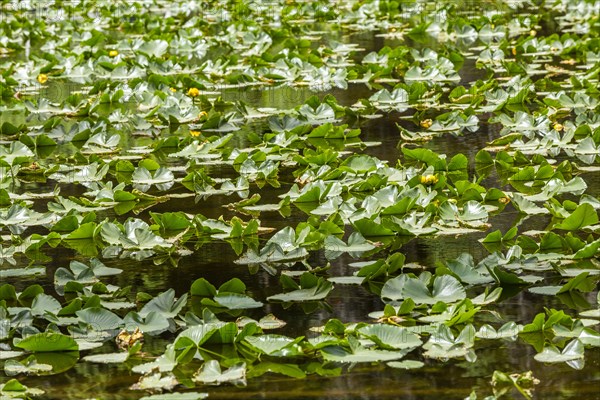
[530,29,536,37]
[116,327,143,350]
[420,174,438,185]
[190,130,201,137]
[420,119,433,129]
[109,50,118,57]
[499,196,510,204]
[198,111,208,118]
[169,87,176,92]
[37,74,48,84]
[511,47,517,56]
[553,123,563,132]
[187,87,200,97]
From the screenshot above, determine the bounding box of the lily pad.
[14,333,79,352]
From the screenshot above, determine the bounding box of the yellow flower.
[553,123,563,132]
[37,74,48,84]
[530,29,536,37]
[511,47,517,56]
[116,327,143,350]
[109,50,119,57]
[420,119,433,129]
[170,87,176,92]
[499,196,511,204]
[190,130,201,137]
[420,174,438,185]
[187,87,200,97]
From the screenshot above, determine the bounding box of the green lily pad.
[140,393,209,400]
[83,352,129,364]
[387,360,425,369]
[357,324,422,350]
[402,275,466,305]
[193,360,247,385]
[534,339,584,364]
[14,333,79,352]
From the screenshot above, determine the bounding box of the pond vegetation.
[0,0,599,399]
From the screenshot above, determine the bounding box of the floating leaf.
[357,324,422,350]
[83,352,129,364]
[15,333,79,352]
[77,307,123,330]
[555,204,598,231]
[140,289,188,318]
[193,360,247,385]
[386,360,425,369]
[321,342,408,363]
[140,393,209,400]
[534,339,584,364]
[244,335,302,356]
[402,275,466,304]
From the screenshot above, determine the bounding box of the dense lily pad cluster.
[0,0,599,399]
